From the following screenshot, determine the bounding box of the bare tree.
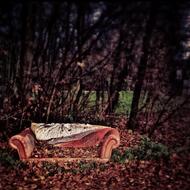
[128,2,159,130]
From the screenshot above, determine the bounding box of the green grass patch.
[115,91,133,114]
[86,90,133,114]
[86,91,97,106]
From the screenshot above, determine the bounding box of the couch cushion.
[31,123,109,143]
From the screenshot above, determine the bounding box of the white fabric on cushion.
[31,123,109,141]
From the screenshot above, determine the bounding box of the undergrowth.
[111,136,170,163]
[0,148,27,169]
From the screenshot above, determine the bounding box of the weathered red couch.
[9,124,120,162]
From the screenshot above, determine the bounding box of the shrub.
[111,136,170,163]
[0,148,26,169]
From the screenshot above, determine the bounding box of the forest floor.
[0,110,190,190]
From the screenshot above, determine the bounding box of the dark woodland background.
[0,0,190,137]
[0,1,190,189]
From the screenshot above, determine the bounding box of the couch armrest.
[9,128,35,160]
[100,128,120,159]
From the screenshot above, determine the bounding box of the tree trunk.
[20,2,36,94]
[105,30,123,114]
[128,2,158,130]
